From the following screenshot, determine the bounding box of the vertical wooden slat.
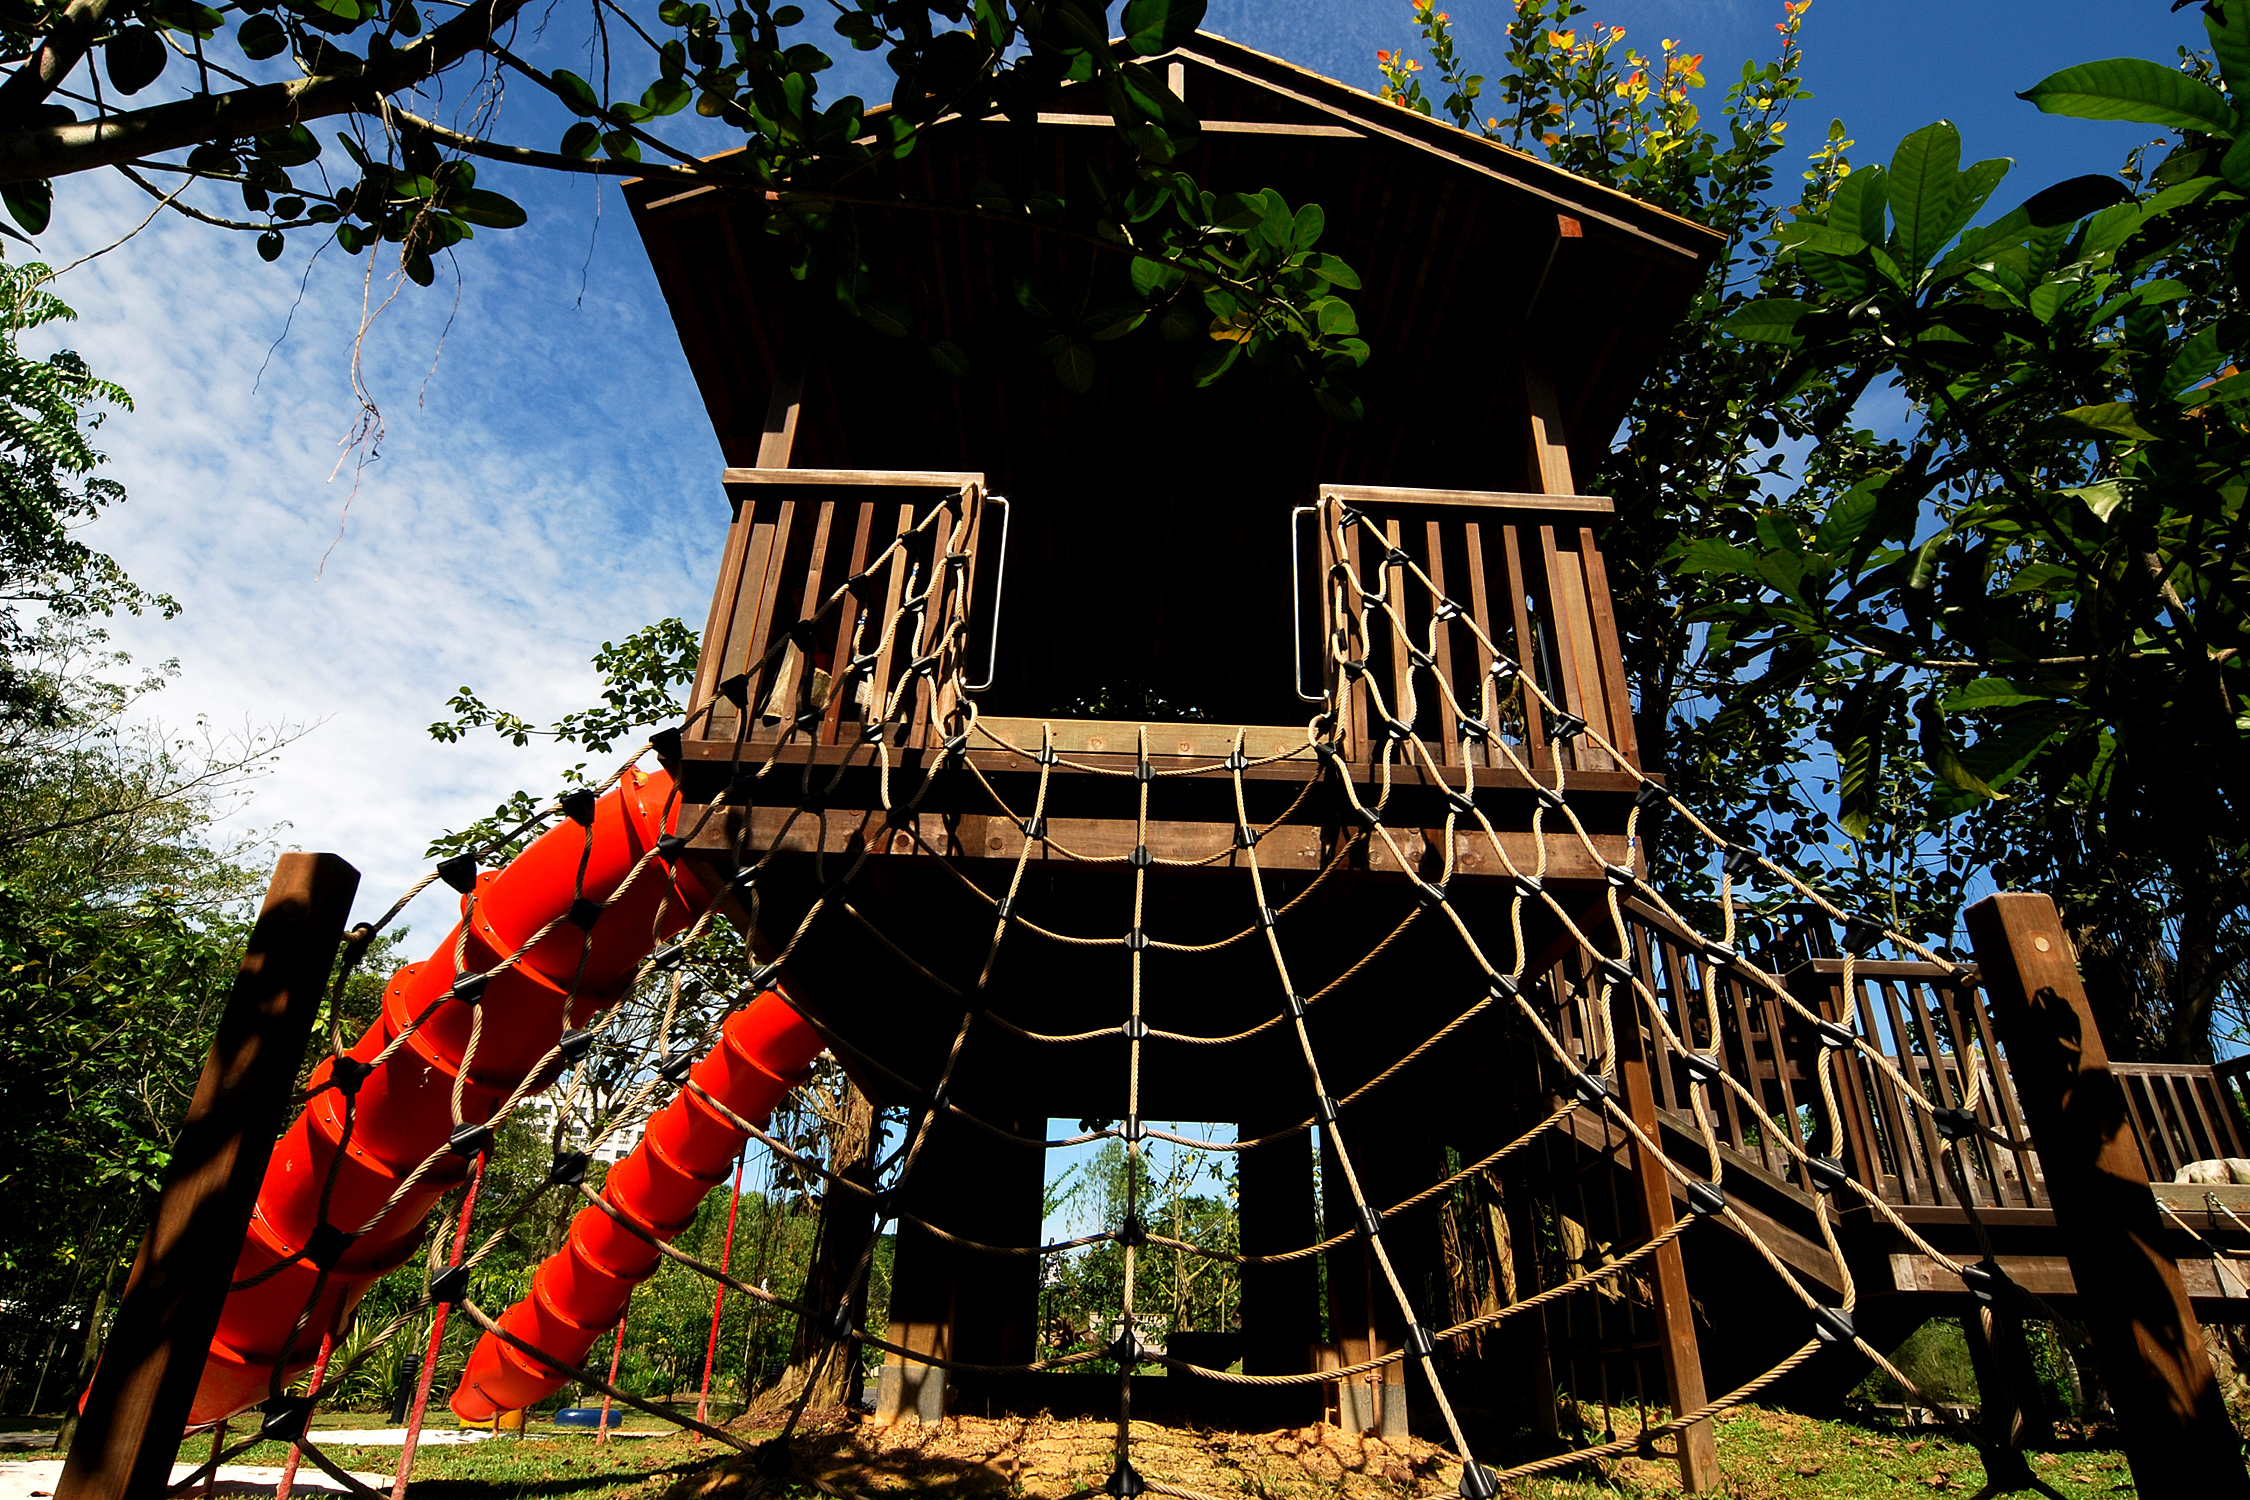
[1535,524,1592,771]
[1904,979,1968,1204]
[1855,977,1914,1201]
[1461,519,1495,770]
[1541,527,1610,771]
[1879,979,1943,1205]
[1423,517,1461,767]
[1575,527,1640,768]
[865,500,919,743]
[1342,505,1372,757]
[1965,980,2041,1207]
[1380,517,1414,744]
[819,500,879,745]
[1500,523,1546,770]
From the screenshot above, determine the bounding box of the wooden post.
[1964,892,2249,1491]
[1611,985,1718,1491]
[58,853,360,1500]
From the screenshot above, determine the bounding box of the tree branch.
[0,0,129,128]
[0,0,532,183]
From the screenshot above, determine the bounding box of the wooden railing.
[2114,1058,2250,1182]
[1310,485,1638,773]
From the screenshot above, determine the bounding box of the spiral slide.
[187,767,712,1429]
[448,990,823,1421]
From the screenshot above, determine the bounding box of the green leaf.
[1120,0,1204,56]
[927,339,971,378]
[257,229,285,262]
[1775,221,1869,257]
[255,124,322,168]
[2060,402,2157,442]
[1290,202,1325,252]
[2020,58,2238,137]
[1828,165,1887,245]
[1719,298,1811,344]
[103,28,168,95]
[1052,338,1097,392]
[2223,134,2250,192]
[551,69,602,116]
[559,121,600,159]
[2060,480,2125,520]
[1886,123,2006,274]
[449,188,526,229]
[1313,297,1357,336]
[237,12,288,57]
[2018,173,2135,227]
[601,130,642,162]
[1670,537,1759,575]
[1941,678,2048,712]
[2213,0,2250,99]
[1083,301,1146,342]
[642,77,693,116]
[1012,274,1057,322]
[858,293,914,338]
[2,179,51,236]
[1130,255,1184,300]
[1303,252,1360,289]
[1191,339,1240,387]
[1916,695,2004,800]
[1833,676,1894,840]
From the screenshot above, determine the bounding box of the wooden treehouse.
[623,32,2250,1450]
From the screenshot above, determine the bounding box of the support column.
[1239,1121,1320,1381]
[1964,892,2248,1491]
[59,854,360,1500]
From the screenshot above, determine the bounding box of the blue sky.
[20,0,2207,932]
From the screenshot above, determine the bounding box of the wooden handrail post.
[1611,989,1718,1491]
[57,853,361,1500]
[1964,892,2248,1492]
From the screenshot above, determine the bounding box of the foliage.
[1700,11,2250,1054]
[0,0,1368,412]
[1038,1136,1237,1364]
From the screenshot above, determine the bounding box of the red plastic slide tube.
[449,989,823,1421]
[187,767,711,1429]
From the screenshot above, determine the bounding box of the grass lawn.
[201,1405,2145,1500]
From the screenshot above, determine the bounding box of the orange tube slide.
[449,990,823,1420]
[188,767,710,1429]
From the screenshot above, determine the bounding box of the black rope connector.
[1721,846,1759,880]
[1284,991,1307,1019]
[650,943,688,972]
[560,787,598,826]
[1129,844,1152,868]
[1457,715,1489,744]
[884,802,915,829]
[1932,1107,1978,1142]
[1512,874,1543,900]
[754,1440,793,1479]
[1489,975,1520,1001]
[1314,1095,1341,1125]
[1356,1205,1384,1239]
[718,673,751,707]
[1814,1020,1857,1050]
[1404,1323,1437,1358]
[1959,1257,2009,1307]
[450,971,489,1006]
[925,1080,950,1113]
[1023,815,1047,840]
[1459,1461,1500,1500]
[943,732,970,763]
[1595,954,1634,985]
[1116,1213,1148,1247]
[787,619,818,651]
[1122,1016,1149,1041]
[1341,658,1367,681]
[1840,911,1887,956]
[658,1048,698,1085]
[1547,712,1588,742]
[1418,881,1448,910]
[1258,905,1278,929]
[260,1396,314,1444]
[1603,862,1638,890]
[557,1028,595,1064]
[1435,597,1463,622]
[330,1055,374,1096]
[1568,1071,1610,1107]
[304,1223,355,1271]
[1444,790,1476,815]
[1225,748,1249,771]
[1804,1155,1852,1195]
[824,1304,855,1338]
[1234,822,1261,848]
[1633,781,1669,813]
[1682,1052,1723,1087]
[549,1151,590,1187]
[1120,1115,1144,1142]
[436,852,479,894]
[1124,928,1150,951]
[1407,646,1435,669]
[1108,1327,1147,1366]
[1384,545,1413,568]
[448,1123,494,1158]
[746,962,781,990]
[1337,504,1366,528]
[1106,1459,1147,1498]
[430,1263,472,1304]
[656,833,690,863]
[567,897,605,931]
[1686,1180,1726,1217]
[649,727,684,764]
[1034,742,1059,767]
[1702,940,1739,970]
[995,897,1014,922]
[1811,1305,1855,1344]
[1489,655,1519,684]
[1134,758,1155,782]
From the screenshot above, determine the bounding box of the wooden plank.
[1317,484,1614,515]
[1964,976,2042,1207]
[1500,523,1547,770]
[1884,979,1949,1206]
[751,348,806,470]
[973,718,1309,759]
[1460,519,1496,770]
[723,467,983,488]
[820,500,879,746]
[1575,526,1639,768]
[1381,516,1414,748]
[1964,892,2247,1491]
[58,855,361,1500]
[1423,517,1461,767]
[1522,360,1576,499]
[864,501,919,743]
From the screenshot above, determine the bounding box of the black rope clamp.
[1811,1305,1855,1344]
[718,673,751,707]
[658,1048,698,1084]
[1116,1213,1148,1247]
[824,1304,855,1338]
[943,732,970,763]
[994,897,1014,921]
[1106,1460,1147,1498]
[1417,881,1448,911]
[1512,874,1543,900]
[567,897,605,931]
[1633,781,1669,813]
[1404,1323,1437,1358]
[1134,758,1155,782]
[1701,940,1739,970]
[1384,546,1412,568]
[1547,712,1588,742]
[304,1223,355,1271]
[1457,716,1489,744]
[1532,784,1565,812]
[1804,1155,1852,1195]
[1284,991,1307,1019]
[1130,844,1153,869]
[1022,815,1047,840]
[650,728,684,764]
[1488,975,1520,1001]
[1686,1180,1726,1217]
[884,802,915,829]
[1721,847,1759,880]
[1568,1071,1610,1107]
[1932,1107,1978,1142]
[430,1262,471,1306]
[1603,862,1638,890]
[1444,789,1476,815]
[1489,655,1519,684]
[925,1080,951,1113]
[846,651,880,679]
[1120,1115,1144,1141]
[450,972,489,1006]
[549,1151,590,1187]
[1234,823,1260,849]
[746,962,781,990]
[1225,748,1249,771]
[330,1055,374,1096]
[1459,1462,1500,1500]
[1313,1094,1341,1125]
[1258,906,1278,929]
[1407,646,1435,669]
[656,833,689,863]
[436,852,479,894]
[1435,597,1463,622]
[1122,1016,1149,1041]
[1108,1328,1148,1365]
[787,619,818,651]
[1813,1020,1856,1050]
[448,1123,494,1158]
[557,1028,595,1064]
[1682,1052,1723,1087]
[1337,504,1366,528]
[1341,658,1367,681]
[1356,1205,1384,1239]
[1959,1257,2009,1307]
[260,1397,314,1444]
[560,787,598,826]
[650,943,687,971]
[1034,742,1059,766]
[1840,911,1887,956]
[1595,955,1634,985]
[1124,928,1150,951]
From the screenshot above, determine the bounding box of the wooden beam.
[753,340,807,470]
[58,854,361,1500]
[1523,359,1574,498]
[1964,892,2248,1492]
[1316,484,1612,515]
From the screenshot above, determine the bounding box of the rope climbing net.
[182,484,2064,1500]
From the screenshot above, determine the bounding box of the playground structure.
[51,30,2250,1500]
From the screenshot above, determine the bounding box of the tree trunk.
[768,1080,878,1411]
[52,1251,123,1450]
